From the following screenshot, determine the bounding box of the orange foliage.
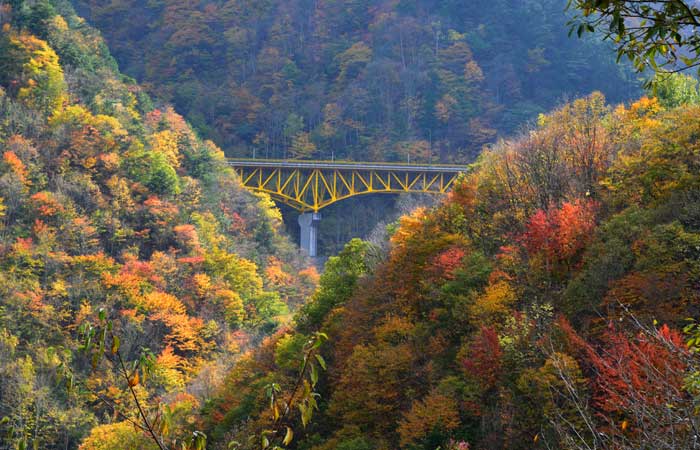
[102,256,159,301]
[157,345,184,371]
[603,269,700,324]
[448,175,478,212]
[264,256,292,286]
[468,281,516,325]
[14,236,33,252]
[3,151,28,184]
[174,224,201,252]
[389,207,427,249]
[298,266,320,285]
[97,152,120,171]
[143,196,179,226]
[140,291,203,352]
[30,191,64,217]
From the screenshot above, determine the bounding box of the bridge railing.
[226,159,469,256]
[226,158,468,173]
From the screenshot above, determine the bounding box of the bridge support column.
[298,212,321,257]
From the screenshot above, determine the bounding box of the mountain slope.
[0,1,316,448]
[202,89,700,450]
[73,0,639,162]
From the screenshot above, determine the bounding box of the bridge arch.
[227,159,468,255]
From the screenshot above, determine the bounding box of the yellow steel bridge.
[227,159,468,212]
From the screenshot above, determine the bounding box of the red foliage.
[558,317,689,435]
[463,326,502,390]
[14,237,33,252]
[431,246,466,280]
[145,109,163,129]
[521,199,597,265]
[143,196,180,228]
[592,324,686,414]
[120,254,160,285]
[178,255,205,265]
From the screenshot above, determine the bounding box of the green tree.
[146,153,180,196]
[650,73,700,108]
[568,0,700,73]
[296,239,375,332]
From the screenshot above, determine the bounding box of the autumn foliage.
[2,1,700,449]
[0,3,315,448]
[206,90,700,450]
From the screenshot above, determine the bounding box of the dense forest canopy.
[0,1,317,448]
[2,0,700,450]
[201,87,700,450]
[69,0,647,256]
[73,0,640,162]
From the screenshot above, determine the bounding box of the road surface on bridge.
[227,159,467,173]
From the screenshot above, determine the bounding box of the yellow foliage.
[74,301,93,327]
[50,279,68,297]
[156,346,186,390]
[94,114,128,139]
[49,15,69,33]
[141,291,187,316]
[193,273,212,298]
[49,104,93,128]
[149,129,181,167]
[253,192,283,225]
[290,132,317,159]
[216,289,245,326]
[374,315,415,344]
[468,280,516,325]
[79,421,158,450]
[12,33,66,114]
[397,390,460,448]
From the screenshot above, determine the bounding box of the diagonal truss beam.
[228,160,467,212]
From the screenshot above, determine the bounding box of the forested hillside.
[70,0,643,256]
[0,1,317,448]
[202,87,700,449]
[3,0,700,450]
[73,0,639,162]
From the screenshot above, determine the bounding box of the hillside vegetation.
[0,1,317,448]
[70,0,643,256]
[73,0,639,162]
[203,88,700,449]
[2,1,700,450]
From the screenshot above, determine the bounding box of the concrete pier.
[298,212,321,257]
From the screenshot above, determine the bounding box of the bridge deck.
[226,159,468,256]
[227,159,467,173]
